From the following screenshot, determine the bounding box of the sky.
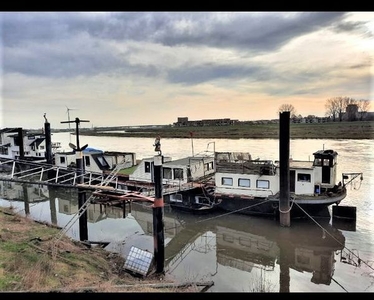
[0,11,373,130]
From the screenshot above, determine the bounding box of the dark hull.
[214,196,341,219]
[169,202,220,214]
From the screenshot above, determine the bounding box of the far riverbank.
[75,121,374,140]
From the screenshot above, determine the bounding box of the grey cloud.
[167,63,264,85]
[2,11,348,49]
[0,11,362,84]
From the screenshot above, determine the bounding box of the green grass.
[77,121,374,140]
[117,165,137,175]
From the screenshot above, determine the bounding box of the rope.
[295,202,374,272]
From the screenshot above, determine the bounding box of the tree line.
[278,97,371,121]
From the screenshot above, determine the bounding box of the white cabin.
[103,151,137,169]
[0,128,49,161]
[214,149,340,198]
[54,148,137,174]
[0,128,62,162]
[129,155,215,186]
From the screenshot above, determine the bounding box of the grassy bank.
[78,121,374,140]
[0,206,202,292]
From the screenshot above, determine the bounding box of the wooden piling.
[44,120,53,165]
[279,112,291,227]
[153,154,165,273]
[17,128,24,159]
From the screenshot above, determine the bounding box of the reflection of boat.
[205,149,362,218]
[165,188,222,214]
[129,202,346,289]
[0,180,49,203]
[212,215,345,286]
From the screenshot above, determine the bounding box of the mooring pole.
[44,114,53,165]
[76,145,88,241]
[75,118,88,241]
[43,114,54,181]
[62,117,90,242]
[17,128,24,159]
[153,136,165,273]
[279,111,291,227]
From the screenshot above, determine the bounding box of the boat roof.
[29,138,44,147]
[163,156,214,167]
[313,149,338,158]
[289,160,314,170]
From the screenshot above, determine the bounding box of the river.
[0,132,373,292]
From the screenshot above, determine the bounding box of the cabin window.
[40,145,45,150]
[238,237,252,247]
[323,158,330,167]
[256,180,269,189]
[59,157,66,164]
[222,177,233,186]
[171,193,183,203]
[204,162,214,171]
[238,178,250,187]
[313,158,322,166]
[63,204,69,213]
[85,156,90,167]
[97,156,109,167]
[297,173,311,182]
[174,168,184,180]
[296,254,310,265]
[222,233,234,243]
[145,162,151,173]
[163,168,172,179]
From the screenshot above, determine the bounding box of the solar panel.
[123,246,154,276]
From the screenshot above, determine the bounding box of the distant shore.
[75,121,374,140]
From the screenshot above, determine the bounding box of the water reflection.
[128,202,345,291]
[0,182,356,292]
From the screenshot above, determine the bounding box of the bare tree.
[325,98,339,121]
[357,99,370,121]
[277,104,296,118]
[325,96,356,121]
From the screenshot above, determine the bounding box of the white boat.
[54,147,137,174]
[0,127,137,185]
[116,154,221,212]
[205,149,363,218]
[0,127,61,162]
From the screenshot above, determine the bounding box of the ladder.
[54,160,130,242]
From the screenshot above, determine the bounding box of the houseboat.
[54,147,136,174]
[118,154,220,212]
[205,149,363,218]
[0,127,61,162]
